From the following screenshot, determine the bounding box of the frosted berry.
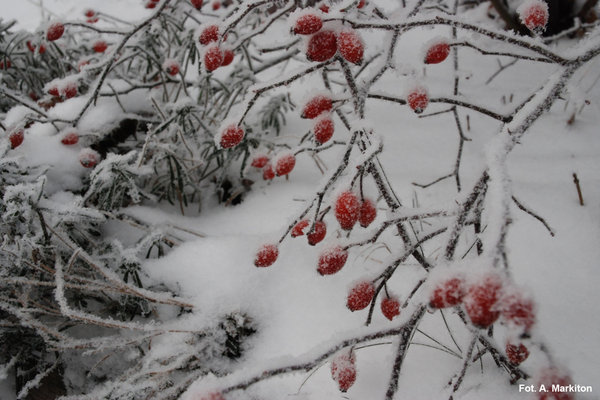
[306,30,337,62]
[429,277,465,309]
[48,86,59,97]
[505,342,529,365]
[500,290,535,332]
[9,129,24,149]
[535,367,574,400]
[251,154,269,168]
[218,124,244,149]
[62,83,78,99]
[204,45,223,71]
[274,153,296,176]
[254,244,278,267]
[335,191,360,230]
[317,245,348,275]
[293,13,323,35]
[358,198,376,228]
[212,1,221,10]
[314,114,334,145]
[518,0,549,33]
[61,132,79,145]
[263,163,275,180]
[197,392,225,400]
[191,0,203,9]
[464,273,503,328]
[330,351,356,392]
[222,49,234,66]
[302,95,332,119]
[338,29,364,65]
[357,0,365,8]
[381,296,401,320]
[163,59,180,76]
[319,4,329,13]
[47,22,65,41]
[84,9,96,18]
[146,1,157,8]
[407,86,429,114]
[291,219,310,237]
[425,41,450,64]
[307,221,327,245]
[93,40,108,53]
[79,148,100,168]
[199,25,220,46]
[347,281,375,311]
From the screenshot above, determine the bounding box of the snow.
[2,0,600,399]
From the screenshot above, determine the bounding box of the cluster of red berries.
[47,81,79,100]
[301,94,337,144]
[346,280,400,320]
[291,11,364,64]
[84,9,99,23]
[199,25,235,71]
[249,152,296,181]
[335,191,377,230]
[291,219,326,245]
[26,40,46,55]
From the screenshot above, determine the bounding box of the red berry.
[319,4,329,13]
[85,9,96,18]
[358,198,376,228]
[9,129,24,149]
[0,60,11,69]
[407,86,429,114]
[254,244,278,267]
[306,30,337,62]
[292,219,310,237]
[293,13,323,35]
[347,281,375,311]
[331,351,356,392]
[518,0,549,32]
[197,392,225,400]
[191,0,203,9]
[262,163,275,180]
[163,59,180,76]
[79,149,100,168]
[357,0,365,8]
[47,23,65,41]
[314,114,334,145]
[29,92,39,101]
[87,17,99,24]
[62,83,78,99]
[93,40,108,53]
[61,132,79,145]
[39,44,46,54]
[204,45,223,71]
[505,342,529,365]
[429,277,465,309]
[218,124,244,149]
[251,154,269,168]
[381,296,401,320]
[463,273,503,328]
[26,41,36,52]
[302,95,332,119]
[307,221,327,245]
[500,290,535,332]
[199,25,220,46]
[335,191,360,231]
[221,49,234,66]
[317,245,348,275]
[535,367,574,400]
[338,29,364,65]
[146,1,157,8]
[212,1,221,10]
[424,41,450,64]
[48,86,59,97]
[274,153,295,176]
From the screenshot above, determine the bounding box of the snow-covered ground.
[1,0,600,399]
